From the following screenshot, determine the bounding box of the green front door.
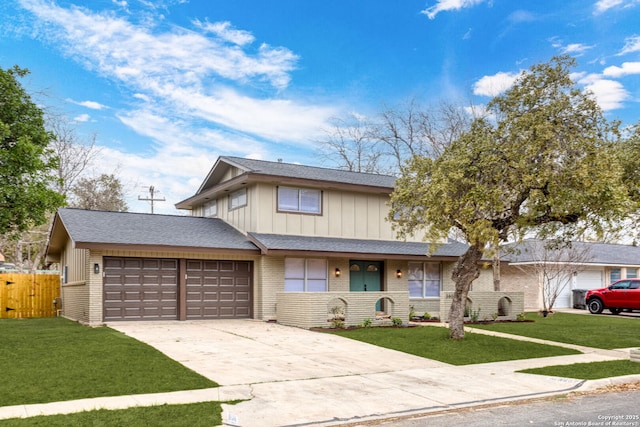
[349,261,383,310]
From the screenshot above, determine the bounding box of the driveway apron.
[109,320,604,427]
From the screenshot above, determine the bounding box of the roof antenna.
[138,186,166,214]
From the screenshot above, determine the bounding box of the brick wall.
[61,282,89,323]
[440,291,524,321]
[276,291,410,329]
[500,264,541,310]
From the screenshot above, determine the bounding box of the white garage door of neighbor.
[555,269,603,309]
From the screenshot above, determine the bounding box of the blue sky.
[1,0,639,214]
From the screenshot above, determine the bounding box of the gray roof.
[221,156,397,189]
[502,239,640,266]
[248,232,468,258]
[52,208,259,252]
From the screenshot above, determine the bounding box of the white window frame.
[203,200,217,217]
[229,188,247,210]
[277,186,322,214]
[284,258,327,292]
[408,262,441,298]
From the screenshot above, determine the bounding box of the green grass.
[470,312,640,349]
[520,360,640,380]
[332,325,579,365]
[1,402,224,427]
[0,318,217,407]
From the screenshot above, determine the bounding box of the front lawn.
[0,318,217,407]
[470,312,640,349]
[1,402,225,427]
[520,360,640,380]
[332,325,579,365]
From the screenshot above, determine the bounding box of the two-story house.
[46,156,523,327]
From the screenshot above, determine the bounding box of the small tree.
[71,174,128,212]
[390,56,630,339]
[512,240,593,313]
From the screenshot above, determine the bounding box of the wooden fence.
[0,273,60,318]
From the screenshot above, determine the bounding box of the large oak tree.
[389,56,631,339]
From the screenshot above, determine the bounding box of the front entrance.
[349,261,383,310]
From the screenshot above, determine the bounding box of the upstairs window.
[277,186,321,214]
[229,188,247,210]
[203,200,217,217]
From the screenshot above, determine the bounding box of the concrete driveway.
[109,319,614,427]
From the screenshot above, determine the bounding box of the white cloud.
[594,0,640,14]
[583,78,630,110]
[594,0,625,13]
[421,0,487,20]
[19,0,298,89]
[549,38,594,56]
[68,99,107,110]
[603,61,640,77]
[618,35,640,55]
[18,0,336,144]
[473,71,520,97]
[73,113,90,122]
[561,43,594,55]
[193,20,254,46]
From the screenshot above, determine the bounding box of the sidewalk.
[0,318,638,426]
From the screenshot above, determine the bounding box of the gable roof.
[219,156,396,188]
[46,208,259,261]
[176,156,396,210]
[502,239,640,267]
[248,232,469,259]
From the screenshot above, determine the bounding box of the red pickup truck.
[586,278,640,314]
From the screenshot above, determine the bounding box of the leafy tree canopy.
[390,56,631,339]
[71,173,128,212]
[0,66,65,237]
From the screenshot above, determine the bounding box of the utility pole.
[138,186,165,214]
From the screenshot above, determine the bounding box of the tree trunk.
[448,244,484,339]
[493,251,501,291]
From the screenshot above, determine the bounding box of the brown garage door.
[186,260,252,319]
[103,257,178,321]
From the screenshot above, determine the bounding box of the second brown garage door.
[186,260,252,319]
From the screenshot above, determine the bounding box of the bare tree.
[318,115,386,173]
[46,112,102,196]
[317,99,477,175]
[374,99,474,168]
[514,240,594,313]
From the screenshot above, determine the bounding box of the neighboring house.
[501,239,640,310]
[46,156,523,327]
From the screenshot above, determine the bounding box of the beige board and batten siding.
[250,182,423,241]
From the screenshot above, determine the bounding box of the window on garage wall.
[408,262,441,298]
[284,258,327,292]
[627,268,638,279]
